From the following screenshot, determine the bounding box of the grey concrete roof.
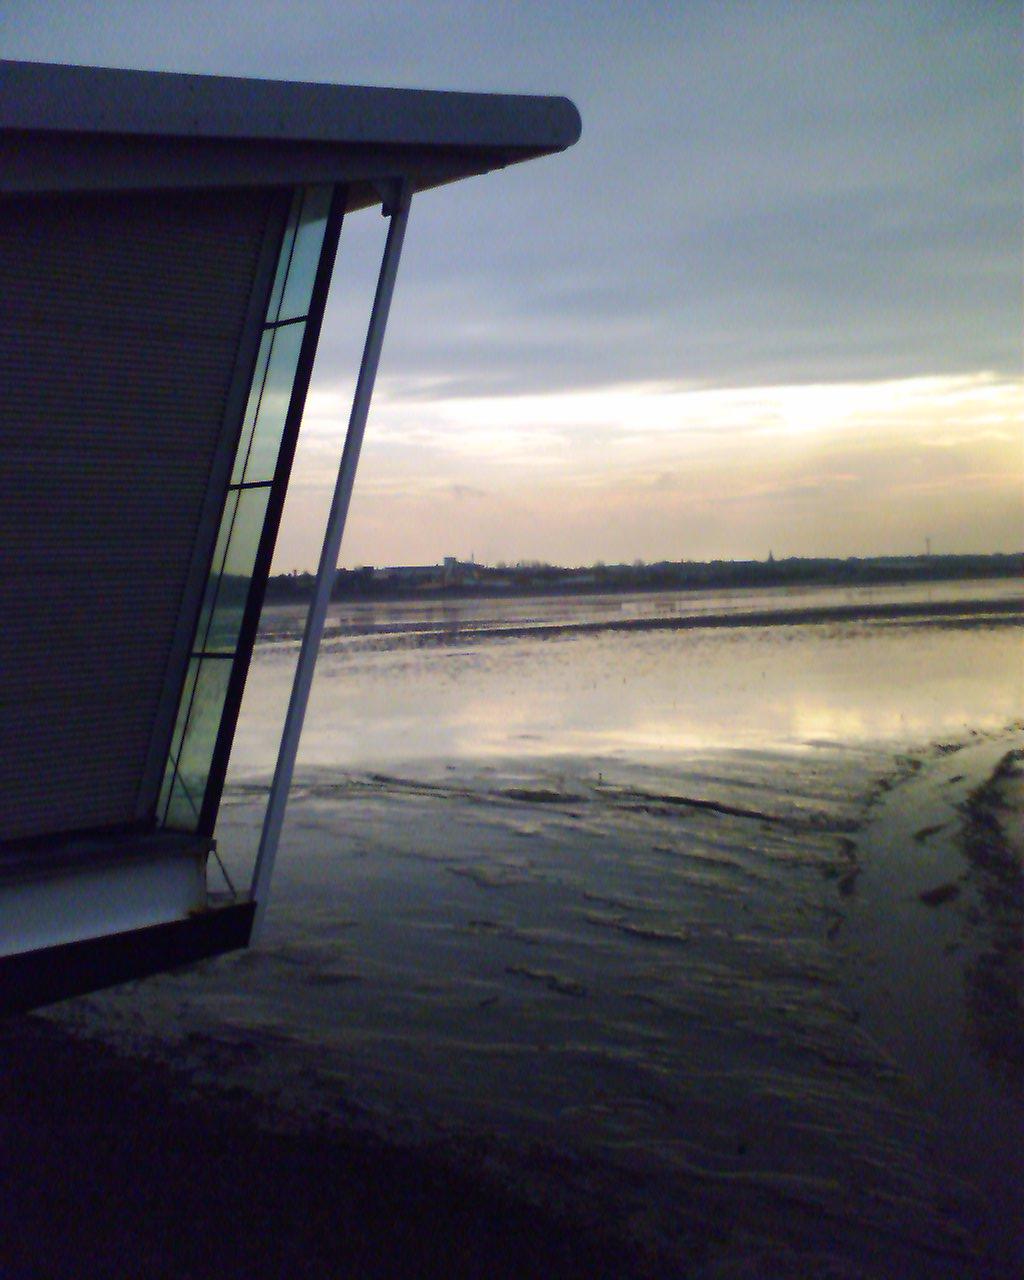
[0,60,581,204]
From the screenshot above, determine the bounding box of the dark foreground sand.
[3,732,1020,1278]
[0,1015,669,1279]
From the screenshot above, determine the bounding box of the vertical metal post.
[250,183,412,938]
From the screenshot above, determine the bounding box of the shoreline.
[306,594,1022,651]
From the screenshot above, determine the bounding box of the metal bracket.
[373,176,413,218]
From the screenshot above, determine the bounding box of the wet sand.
[316,595,1022,651]
[19,731,1021,1278]
[0,1014,658,1279]
[5,596,1020,1277]
[836,734,1024,1277]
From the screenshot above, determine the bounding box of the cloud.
[274,371,1023,567]
[5,2,1019,566]
[7,1,1019,398]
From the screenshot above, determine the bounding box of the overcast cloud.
[3,2,1020,563]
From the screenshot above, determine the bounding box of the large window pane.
[203,485,272,654]
[158,183,334,834]
[194,487,240,652]
[230,329,274,486]
[162,657,232,830]
[264,190,302,324]
[232,321,305,485]
[276,185,331,322]
[157,657,200,819]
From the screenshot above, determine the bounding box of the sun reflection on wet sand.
[230,596,1021,777]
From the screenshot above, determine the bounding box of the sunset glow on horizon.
[276,369,1023,568]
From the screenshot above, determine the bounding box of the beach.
[0,1014,659,1279]
[4,581,1021,1277]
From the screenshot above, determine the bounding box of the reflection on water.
[229,584,1021,780]
[260,576,1020,649]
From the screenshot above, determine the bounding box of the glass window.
[264,192,302,324]
[162,658,233,829]
[158,657,200,819]
[231,321,306,485]
[231,330,274,487]
[193,487,240,653]
[159,183,334,834]
[196,485,272,656]
[276,186,331,323]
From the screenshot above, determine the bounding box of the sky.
[4,1,1021,567]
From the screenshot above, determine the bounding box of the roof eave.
[0,59,581,199]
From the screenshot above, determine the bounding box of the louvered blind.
[0,188,273,843]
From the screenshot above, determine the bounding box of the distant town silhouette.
[262,551,1022,603]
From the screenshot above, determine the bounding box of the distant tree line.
[259,552,1022,604]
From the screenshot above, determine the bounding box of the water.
[232,578,1021,770]
[258,576,1020,650]
[53,579,1023,1277]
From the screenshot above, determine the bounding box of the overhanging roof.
[0,60,582,208]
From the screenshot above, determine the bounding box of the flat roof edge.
[0,60,582,155]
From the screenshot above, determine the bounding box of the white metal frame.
[249,181,413,937]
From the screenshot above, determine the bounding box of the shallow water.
[259,576,1021,650]
[231,578,1022,773]
[53,582,1023,1276]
